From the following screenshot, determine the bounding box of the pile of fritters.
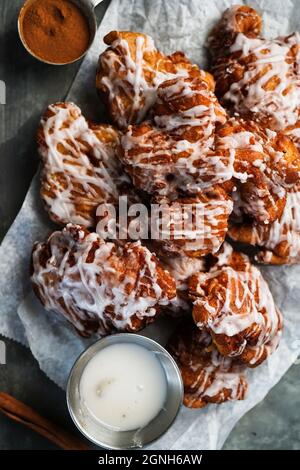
[32,7,300,408]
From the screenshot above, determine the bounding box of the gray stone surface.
[0,0,299,451]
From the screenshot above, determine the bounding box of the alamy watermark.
[0,80,6,105]
[96,196,208,245]
[0,340,6,365]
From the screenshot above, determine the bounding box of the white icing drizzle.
[204,368,245,399]
[224,5,260,33]
[162,256,205,289]
[189,355,247,404]
[194,266,278,336]
[231,190,300,263]
[246,327,282,366]
[169,324,248,407]
[285,123,300,145]
[160,255,205,315]
[98,32,193,128]
[121,75,230,197]
[265,191,300,256]
[31,224,176,337]
[211,240,247,267]
[39,102,129,227]
[154,194,233,256]
[211,6,300,130]
[251,190,300,263]
[216,117,298,223]
[225,33,300,129]
[191,245,282,363]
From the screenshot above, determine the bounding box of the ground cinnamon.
[20,0,91,64]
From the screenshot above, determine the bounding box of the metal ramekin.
[18,0,102,65]
[67,333,183,450]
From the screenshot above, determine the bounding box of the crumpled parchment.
[1,0,300,450]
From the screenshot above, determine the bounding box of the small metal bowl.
[18,0,101,65]
[67,334,183,450]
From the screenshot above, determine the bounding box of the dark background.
[0,0,299,450]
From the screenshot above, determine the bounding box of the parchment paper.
[1,0,300,450]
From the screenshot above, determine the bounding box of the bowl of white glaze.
[67,333,183,449]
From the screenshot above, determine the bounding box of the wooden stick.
[0,392,90,450]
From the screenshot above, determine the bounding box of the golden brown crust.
[208,6,262,61]
[209,5,300,135]
[216,117,300,224]
[120,74,228,198]
[37,102,134,229]
[151,187,233,258]
[31,224,176,337]
[189,243,283,366]
[229,188,300,264]
[158,254,206,317]
[168,320,248,408]
[96,31,203,129]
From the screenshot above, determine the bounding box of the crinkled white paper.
[1,0,300,450]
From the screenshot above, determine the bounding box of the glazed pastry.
[31,224,176,337]
[209,5,300,149]
[168,320,248,408]
[159,255,206,316]
[121,74,230,198]
[284,122,300,153]
[216,117,300,224]
[189,243,283,367]
[37,102,132,228]
[96,31,203,129]
[229,188,300,264]
[151,188,233,258]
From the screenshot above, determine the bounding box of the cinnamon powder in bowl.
[18,0,92,65]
